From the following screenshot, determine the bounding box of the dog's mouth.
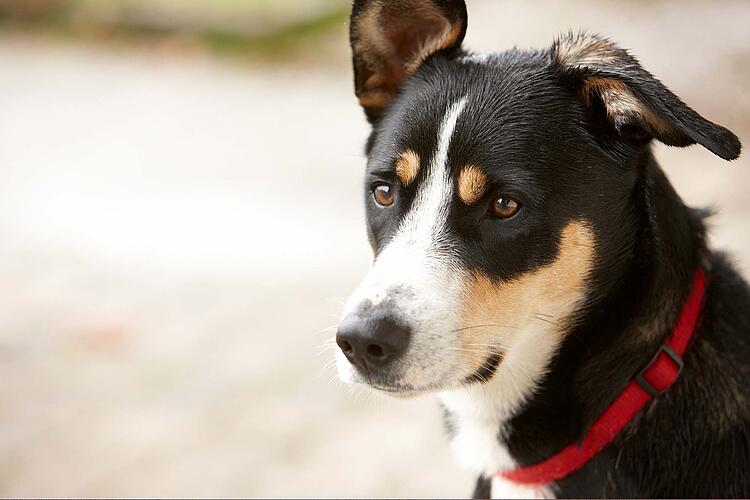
[352,371,453,397]
[462,352,505,385]
[369,384,433,398]
[354,351,506,397]
[364,378,446,397]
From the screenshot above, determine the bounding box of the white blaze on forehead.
[345,96,470,311]
[398,96,468,248]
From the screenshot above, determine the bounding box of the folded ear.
[553,32,741,160]
[350,0,467,123]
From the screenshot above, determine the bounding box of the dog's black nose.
[336,314,410,371]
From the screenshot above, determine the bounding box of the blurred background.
[0,0,748,496]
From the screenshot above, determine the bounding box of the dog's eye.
[372,183,395,207]
[489,195,521,219]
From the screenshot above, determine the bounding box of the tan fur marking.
[555,33,622,70]
[583,77,671,135]
[457,165,488,204]
[404,21,464,73]
[395,149,420,186]
[358,89,393,109]
[458,220,596,373]
[353,2,463,111]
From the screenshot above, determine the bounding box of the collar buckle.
[635,344,684,397]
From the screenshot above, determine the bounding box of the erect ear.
[553,32,741,160]
[350,0,467,123]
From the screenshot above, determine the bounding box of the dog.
[334,0,748,497]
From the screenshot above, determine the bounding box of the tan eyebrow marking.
[457,165,488,204]
[394,149,420,186]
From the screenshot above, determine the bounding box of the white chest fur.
[439,386,516,476]
[437,326,564,498]
[437,393,545,497]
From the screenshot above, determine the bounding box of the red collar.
[500,265,708,486]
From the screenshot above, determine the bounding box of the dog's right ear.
[553,32,741,160]
[350,0,467,123]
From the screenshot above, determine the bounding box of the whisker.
[315,344,339,357]
[317,337,337,345]
[444,347,500,357]
[317,323,341,335]
[317,358,339,378]
[533,314,563,328]
[450,323,516,333]
[463,342,509,348]
[315,346,337,356]
[462,342,511,352]
[533,312,590,354]
[445,346,505,356]
[318,362,337,378]
[327,374,346,391]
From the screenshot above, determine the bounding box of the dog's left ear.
[350,0,468,123]
[554,32,741,160]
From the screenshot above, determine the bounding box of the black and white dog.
[334,0,748,497]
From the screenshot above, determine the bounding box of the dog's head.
[335,0,740,397]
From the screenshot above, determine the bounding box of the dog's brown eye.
[373,183,395,207]
[489,195,521,219]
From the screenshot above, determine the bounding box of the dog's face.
[335,0,740,397]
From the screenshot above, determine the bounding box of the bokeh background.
[0,0,748,496]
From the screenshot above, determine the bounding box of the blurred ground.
[0,0,748,497]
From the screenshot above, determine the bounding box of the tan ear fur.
[581,77,673,138]
[553,31,741,159]
[350,0,466,122]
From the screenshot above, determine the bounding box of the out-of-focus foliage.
[0,0,349,60]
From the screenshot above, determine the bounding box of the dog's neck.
[438,151,706,481]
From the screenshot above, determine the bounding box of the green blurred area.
[0,0,349,61]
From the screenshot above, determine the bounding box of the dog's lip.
[352,364,496,395]
[370,384,432,398]
[366,380,447,396]
[371,384,421,393]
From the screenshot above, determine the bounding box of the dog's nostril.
[339,340,353,354]
[366,343,385,358]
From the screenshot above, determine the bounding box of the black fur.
[348,1,747,496]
